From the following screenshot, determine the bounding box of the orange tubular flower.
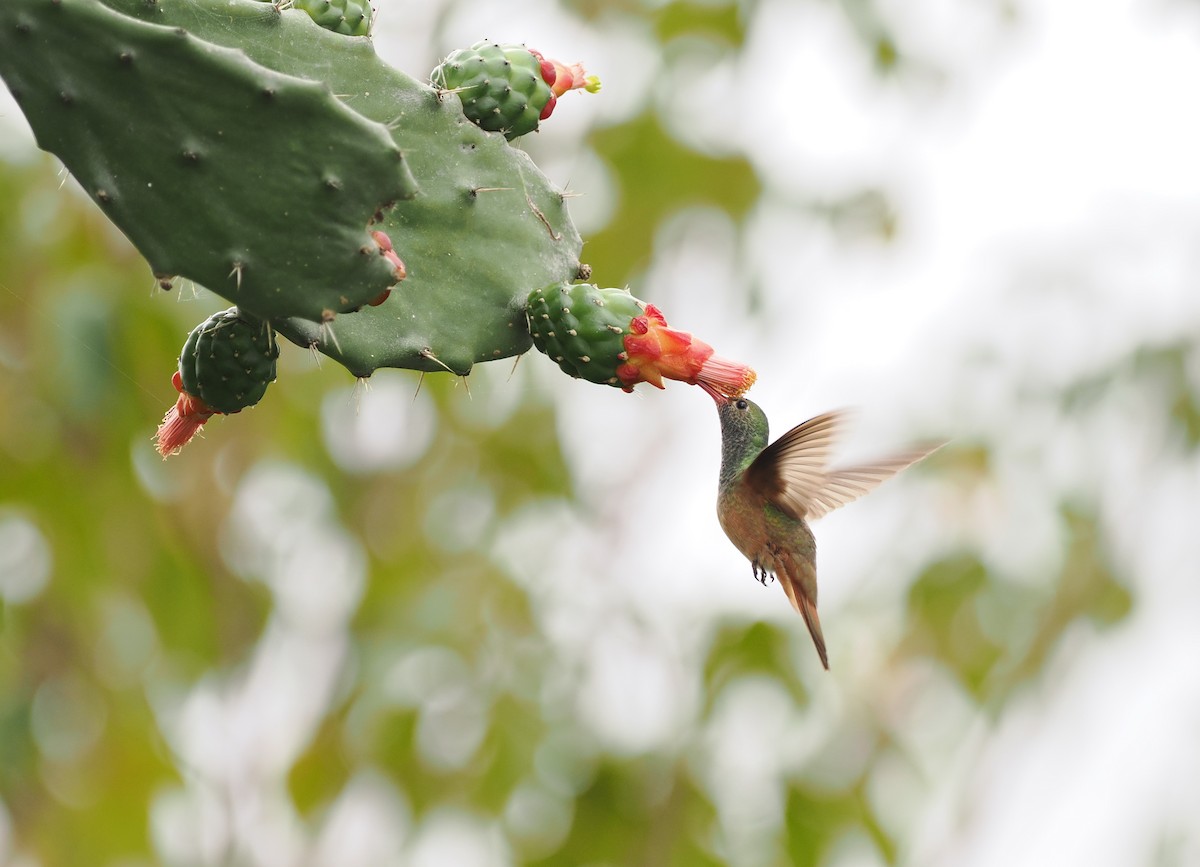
[155,371,217,457]
[545,59,602,98]
[529,49,602,121]
[616,304,756,398]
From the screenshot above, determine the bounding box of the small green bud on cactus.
[527,282,756,397]
[156,307,279,456]
[430,41,599,140]
[261,0,374,36]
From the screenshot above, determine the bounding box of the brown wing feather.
[746,410,849,505]
[750,409,942,521]
[801,444,943,521]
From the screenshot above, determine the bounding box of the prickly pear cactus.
[18,0,587,379]
[431,40,600,140]
[156,307,279,456]
[527,283,756,397]
[0,0,756,456]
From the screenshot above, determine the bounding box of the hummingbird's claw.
[750,561,774,586]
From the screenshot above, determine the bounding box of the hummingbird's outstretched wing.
[748,410,940,522]
[800,446,942,521]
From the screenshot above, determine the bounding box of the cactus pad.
[527,282,757,396]
[0,0,417,322]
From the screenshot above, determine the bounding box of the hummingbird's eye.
[735,399,748,411]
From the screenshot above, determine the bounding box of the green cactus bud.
[527,282,758,396]
[179,307,279,414]
[156,306,281,456]
[280,0,374,37]
[430,40,555,141]
[527,282,644,387]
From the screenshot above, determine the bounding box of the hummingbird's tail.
[777,562,829,670]
[798,596,829,670]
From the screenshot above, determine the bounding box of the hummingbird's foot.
[750,561,774,586]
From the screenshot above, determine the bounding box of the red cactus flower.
[616,304,756,397]
[367,230,407,306]
[529,49,601,120]
[545,58,602,98]
[155,370,218,457]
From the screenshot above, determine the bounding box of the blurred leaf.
[472,693,546,812]
[0,693,36,807]
[654,1,747,46]
[806,187,899,243]
[702,620,811,711]
[472,401,574,513]
[905,508,1133,703]
[838,0,903,74]
[289,699,355,816]
[902,552,1004,699]
[782,781,892,867]
[562,0,640,20]
[1064,342,1200,450]
[49,290,118,420]
[996,506,1132,692]
[535,758,721,867]
[1131,344,1200,449]
[588,112,760,285]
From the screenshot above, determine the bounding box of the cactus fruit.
[156,308,280,456]
[250,0,374,37]
[431,40,600,140]
[179,308,279,414]
[527,283,756,397]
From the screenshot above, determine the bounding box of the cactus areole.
[526,283,756,397]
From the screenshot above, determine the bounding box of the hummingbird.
[700,391,941,670]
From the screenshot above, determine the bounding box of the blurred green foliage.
[587,112,761,284]
[0,1,1157,864]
